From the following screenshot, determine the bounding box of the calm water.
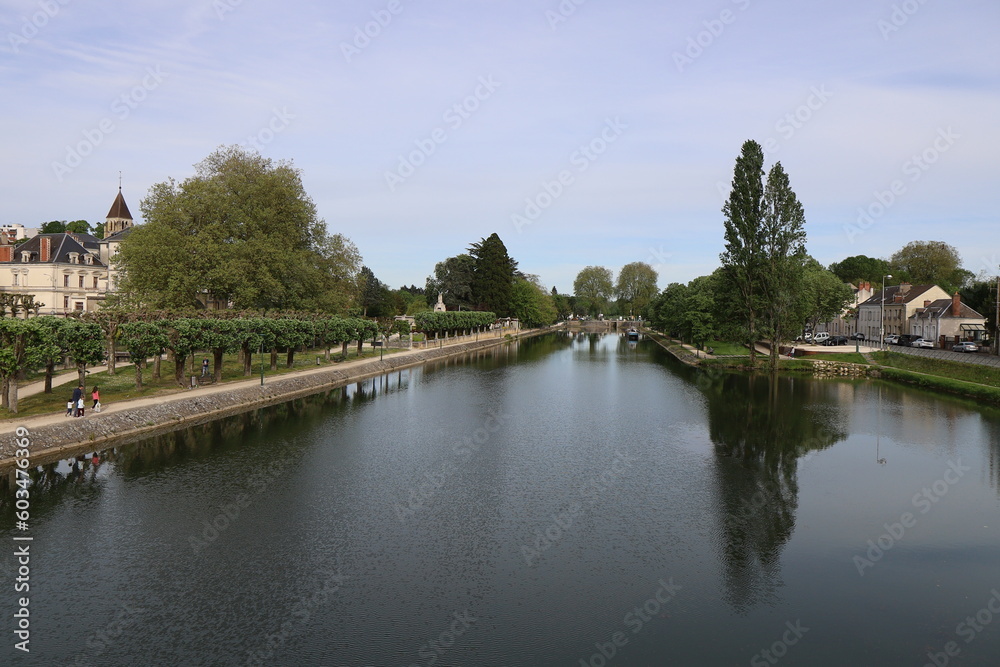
[2,333,999,666]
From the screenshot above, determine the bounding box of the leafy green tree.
[615,262,659,318]
[39,220,66,234]
[425,254,476,310]
[469,233,517,315]
[119,321,168,390]
[0,318,46,412]
[649,282,687,335]
[65,220,92,234]
[682,275,718,350]
[960,276,998,349]
[359,266,390,317]
[889,240,972,293]
[61,320,105,389]
[113,145,361,312]
[719,140,766,365]
[828,255,891,286]
[760,162,807,370]
[573,266,614,316]
[511,276,557,328]
[34,316,69,394]
[799,261,854,335]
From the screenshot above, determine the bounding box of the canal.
[2,333,999,666]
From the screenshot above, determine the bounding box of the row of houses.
[0,188,134,315]
[825,282,988,346]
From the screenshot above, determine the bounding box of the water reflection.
[698,370,847,612]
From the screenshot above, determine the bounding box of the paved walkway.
[0,328,546,437]
[885,344,1000,368]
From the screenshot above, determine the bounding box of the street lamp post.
[880,274,893,351]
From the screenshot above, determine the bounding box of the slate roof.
[912,298,986,320]
[106,189,133,220]
[4,233,105,266]
[858,285,939,306]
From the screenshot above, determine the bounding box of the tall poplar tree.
[720,140,766,364]
[760,162,807,371]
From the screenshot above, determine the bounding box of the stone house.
[856,283,949,342]
[910,294,988,346]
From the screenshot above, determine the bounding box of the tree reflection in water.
[697,369,847,612]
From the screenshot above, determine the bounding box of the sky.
[2,0,998,293]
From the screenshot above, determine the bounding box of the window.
[63,275,70,287]
[63,296,69,309]
[78,275,84,288]
[93,276,98,289]
[74,302,84,311]
[12,274,17,286]
[84,254,93,265]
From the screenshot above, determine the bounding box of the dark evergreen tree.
[468,233,517,315]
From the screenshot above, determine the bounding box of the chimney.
[952,292,961,317]
[894,292,903,303]
[899,282,911,296]
[924,300,931,307]
[40,237,51,262]
[0,246,11,262]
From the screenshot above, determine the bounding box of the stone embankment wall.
[810,361,876,379]
[0,329,554,466]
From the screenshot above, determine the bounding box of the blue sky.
[2,0,998,293]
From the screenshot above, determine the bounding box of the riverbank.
[646,329,1000,405]
[0,326,557,468]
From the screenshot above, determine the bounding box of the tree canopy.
[469,233,517,316]
[113,145,361,313]
[573,266,614,316]
[889,241,971,293]
[615,262,659,317]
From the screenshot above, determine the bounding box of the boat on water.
[626,328,640,341]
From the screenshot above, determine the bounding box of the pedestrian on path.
[77,396,85,418]
[91,386,100,411]
[201,358,209,378]
[71,385,82,418]
[66,395,74,417]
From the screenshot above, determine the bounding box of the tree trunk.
[214,349,224,383]
[153,354,161,380]
[107,336,117,376]
[44,362,54,394]
[0,377,8,409]
[175,354,187,387]
[356,339,363,354]
[286,349,295,367]
[134,362,143,391]
[341,341,348,358]
[324,346,331,362]
[242,343,253,376]
[270,349,278,371]
[6,380,17,414]
[77,362,87,391]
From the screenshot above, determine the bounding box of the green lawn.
[1,345,403,421]
[705,340,748,356]
[872,351,1000,388]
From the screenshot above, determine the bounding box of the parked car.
[911,338,935,349]
[813,332,830,344]
[952,341,979,353]
[883,334,899,344]
[825,336,850,346]
[850,332,866,340]
[897,334,921,346]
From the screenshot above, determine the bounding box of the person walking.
[91,386,101,412]
[71,385,83,418]
[201,358,209,378]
